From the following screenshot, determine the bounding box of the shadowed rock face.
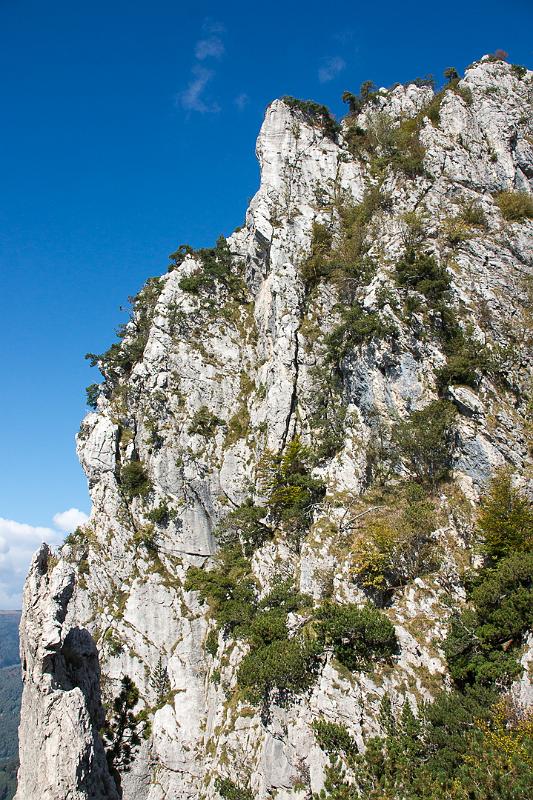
[15,546,118,800]
[17,56,532,799]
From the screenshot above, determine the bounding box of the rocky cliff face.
[16,56,532,800]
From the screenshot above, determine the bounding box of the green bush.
[315,602,398,672]
[318,684,533,800]
[103,676,150,773]
[352,496,440,595]
[185,546,257,637]
[395,248,451,306]
[215,777,254,800]
[282,96,340,140]
[458,200,488,228]
[477,471,532,561]
[178,236,246,300]
[326,304,394,365]
[436,328,490,391]
[167,243,193,271]
[444,551,533,687]
[258,437,325,548]
[301,222,334,287]
[312,719,357,756]
[307,365,347,461]
[85,383,101,409]
[393,400,456,489]
[120,459,152,498]
[146,501,172,525]
[238,636,320,703]
[187,405,225,437]
[495,191,533,222]
[215,500,271,556]
[511,64,527,79]
[367,113,426,178]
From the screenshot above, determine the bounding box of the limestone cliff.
[16,56,533,800]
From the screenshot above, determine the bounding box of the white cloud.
[234,92,249,111]
[52,508,89,533]
[179,20,226,114]
[0,508,89,609]
[195,36,225,60]
[0,518,62,609]
[318,56,346,84]
[180,65,220,114]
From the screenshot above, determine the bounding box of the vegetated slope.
[0,613,21,800]
[0,668,21,800]
[0,613,20,669]
[15,55,533,800]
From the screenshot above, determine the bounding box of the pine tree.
[150,656,171,704]
[478,470,532,561]
[103,676,149,772]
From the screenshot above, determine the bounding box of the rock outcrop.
[16,56,532,799]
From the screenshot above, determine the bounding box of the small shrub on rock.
[315,602,398,671]
[495,191,533,222]
[120,459,152,499]
[393,400,456,489]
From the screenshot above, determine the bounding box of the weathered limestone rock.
[17,57,532,799]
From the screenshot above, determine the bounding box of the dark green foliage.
[341,81,380,116]
[185,546,258,637]
[281,96,340,140]
[436,330,488,391]
[216,500,271,556]
[444,551,533,687]
[258,437,326,549]
[167,243,193,271]
[367,114,427,178]
[0,758,18,800]
[315,602,398,671]
[301,222,334,287]
[103,676,150,772]
[495,190,533,222]
[187,549,318,703]
[315,686,533,800]
[325,304,394,365]
[205,629,218,657]
[511,64,527,79]
[312,719,357,756]
[178,236,246,300]
[146,501,171,525]
[187,405,225,437]
[409,75,435,89]
[150,657,171,706]
[215,777,254,800]
[120,459,152,499]
[238,636,320,704]
[393,400,456,488]
[307,365,347,461]
[85,383,101,409]
[477,471,532,561]
[395,247,451,305]
[86,277,162,383]
[444,66,459,82]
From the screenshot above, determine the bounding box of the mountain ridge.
[15,55,533,800]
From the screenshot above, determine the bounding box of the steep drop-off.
[16,56,533,800]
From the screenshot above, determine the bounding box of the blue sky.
[0,0,532,606]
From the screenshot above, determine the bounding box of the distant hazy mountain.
[0,612,21,800]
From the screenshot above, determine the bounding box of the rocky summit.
[16,56,533,800]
